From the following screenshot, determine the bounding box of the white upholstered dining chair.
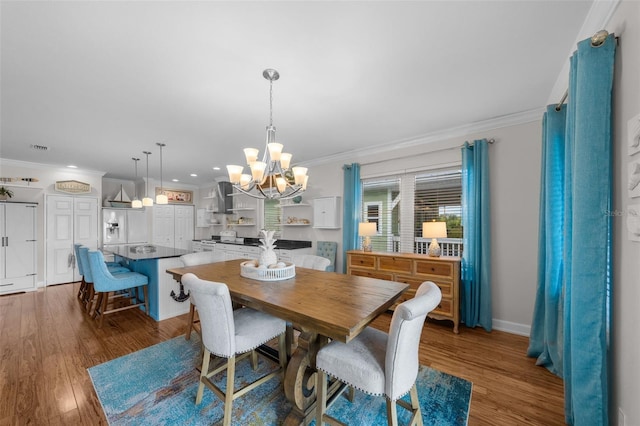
[292,254,331,271]
[286,253,332,356]
[180,251,225,340]
[315,281,442,426]
[182,273,287,426]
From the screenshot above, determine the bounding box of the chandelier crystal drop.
[226,69,309,200]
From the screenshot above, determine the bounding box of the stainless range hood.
[216,181,233,214]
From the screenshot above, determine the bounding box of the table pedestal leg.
[282,330,328,426]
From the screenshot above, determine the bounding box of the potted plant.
[0,186,14,201]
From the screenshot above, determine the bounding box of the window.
[263,199,281,236]
[364,202,382,233]
[361,168,462,255]
[362,177,400,252]
[414,170,462,239]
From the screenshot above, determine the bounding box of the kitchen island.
[104,244,190,321]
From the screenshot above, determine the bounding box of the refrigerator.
[103,208,148,245]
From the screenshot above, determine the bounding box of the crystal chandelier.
[226,69,309,200]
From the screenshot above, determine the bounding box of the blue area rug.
[88,335,472,425]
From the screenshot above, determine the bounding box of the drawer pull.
[0,283,13,287]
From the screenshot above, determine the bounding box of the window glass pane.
[264,199,281,236]
[362,177,401,252]
[414,169,462,238]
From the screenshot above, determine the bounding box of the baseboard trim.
[492,319,531,337]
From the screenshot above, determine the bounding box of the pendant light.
[156,142,168,205]
[131,157,142,208]
[142,151,154,207]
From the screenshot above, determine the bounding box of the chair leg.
[386,397,399,426]
[185,303,196,340]
[92,292,102,319]
[98,291,110,328]
[77,278,86,299]
[410,384,423,426]
[142,285,149,316]
[251,350,258,370]
[223,355,236,426]
[316,369,327,426]
[196,349,212,405]
[85,284,95,314]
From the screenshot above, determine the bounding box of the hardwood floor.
[0,283,564,425]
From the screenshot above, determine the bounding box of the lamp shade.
[422,221,447,239]
[156,193,168,205]
[358,222,377,237]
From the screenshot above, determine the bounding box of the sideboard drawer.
[349,254,376,269]
[432,297,453,316]
[378,256,412,273]
[415,260,453,277]
[346,251,460,333]
[349,269,394,281]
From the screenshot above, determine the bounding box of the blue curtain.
[528,34,615,425]
[342,163,361,273]
[460,139,492,331]
[527,105,566,376]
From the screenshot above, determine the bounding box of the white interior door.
[5,204,36,279]
[0,205,5,280]
[46,195,75,285]
[74,198,98,280]
[46,195,98,285]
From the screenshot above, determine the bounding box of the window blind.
[414,169,462,239]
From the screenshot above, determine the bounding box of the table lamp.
[358,222,377,252]
[422,221,447,257]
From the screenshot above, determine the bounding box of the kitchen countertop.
[103,244,190,261]
[194,238,312,250]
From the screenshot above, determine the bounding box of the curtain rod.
[359,138,495,167]
[555,30,616,111]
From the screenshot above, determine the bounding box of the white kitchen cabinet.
[215,243,260,260]
[152,204,194,250]
[1,202,37,294]
[275,247,312,262]
[174,205,194,250]
[313,196,341,229]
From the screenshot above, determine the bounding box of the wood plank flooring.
[0,283,564,425]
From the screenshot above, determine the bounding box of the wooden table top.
[167,259,409,343]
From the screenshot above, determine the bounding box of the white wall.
[307,119,542,335]
[0,159,104,286]
[607,1,640,424]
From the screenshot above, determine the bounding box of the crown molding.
[303,107,544,167]
[0,158,106,176]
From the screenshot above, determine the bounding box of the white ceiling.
[1,1,594,186]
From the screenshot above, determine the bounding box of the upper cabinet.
[313,196,341,229]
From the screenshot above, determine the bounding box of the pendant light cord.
[143,151,151,197]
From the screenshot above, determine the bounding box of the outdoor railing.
[388,237,464,257]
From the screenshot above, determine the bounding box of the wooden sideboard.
[346,250,461,333]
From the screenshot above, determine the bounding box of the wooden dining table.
[166,258,409,425]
